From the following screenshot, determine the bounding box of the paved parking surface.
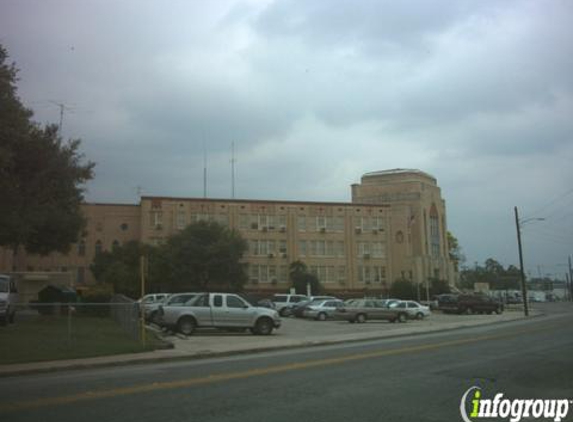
[160,309,533,355]
[0,306,547,376]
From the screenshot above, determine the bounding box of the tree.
[447,231,465,272]
[165,221,248,292]
[0,45,95,255]
[289,260,322,295]
[389,278,417,300]
[90,241,146,297]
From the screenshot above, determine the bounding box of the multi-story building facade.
[0,169,456,294]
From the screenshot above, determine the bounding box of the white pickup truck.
[158,293,281,336]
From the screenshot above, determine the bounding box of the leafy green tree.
[289,260,322,295]
[90,241,146,297]
[389,278,417,300]
[459,259,521,291]
[165,221,248,292]
[428,278,451,296]
[0,45,94,255]
[447,231,464,272]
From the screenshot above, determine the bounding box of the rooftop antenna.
[231,142,237,199]
[203,140,207,198]
[49,100,74,136]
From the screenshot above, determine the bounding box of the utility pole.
[49,101,72,136]
[514,206,529,317]
[569,256,573,302]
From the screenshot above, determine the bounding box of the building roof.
[139,196,390,208]
[362,168,436,183]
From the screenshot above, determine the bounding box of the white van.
[0,274,18,326]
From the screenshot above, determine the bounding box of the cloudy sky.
[1,0,572,276]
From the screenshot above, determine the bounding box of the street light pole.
[514,207,529,317]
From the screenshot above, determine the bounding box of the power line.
[522,188,573,221]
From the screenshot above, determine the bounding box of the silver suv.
[272,294,308,316]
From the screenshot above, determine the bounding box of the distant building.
[1,169,456,294]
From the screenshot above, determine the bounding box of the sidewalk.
[0,310,540,377]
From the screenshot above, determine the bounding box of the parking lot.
[158,308,534,357]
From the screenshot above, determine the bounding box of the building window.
[371,242,385,258]
[77,267,85,284]
[239,214,249,229]
[334,216,345,232]
[298,240,307,256]
[430,204,440,257]
[249,265,277,284]
[316,216,326,231]
[150,211,163,228]
[279,265,288,282]
[120,223,129,231]
[338,266,346,284]
[95,240,103,255]
[112,240,120,251]
[297,216,306,231]
[78,240,86,256]
[176,211,186,230]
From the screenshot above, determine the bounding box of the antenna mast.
[203,140,207,198]
[231,142,237,199]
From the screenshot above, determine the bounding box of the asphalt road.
[1,303,572,422]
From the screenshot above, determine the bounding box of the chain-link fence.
[0,299,152,365]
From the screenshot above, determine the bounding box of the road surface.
[1,303,571,422]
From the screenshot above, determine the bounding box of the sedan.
[334,299,407,323]
[302,300,345,321]
[392,300,431,320]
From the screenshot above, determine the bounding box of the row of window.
[77,240,120,256]
[249,240,288,256]
[150,212,387,234]
[248,264,386,284]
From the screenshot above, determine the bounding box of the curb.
[0,312,545,378]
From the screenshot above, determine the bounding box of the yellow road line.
[0,324,557,413]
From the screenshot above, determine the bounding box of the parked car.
[158,292,281,335]
[334,299,408,323]
[0,274,18,326]
[255,298,276,309]
[290,296,338,318]
[392,300,431,319]
[272,294,309,316]
[438,294,503,315]
[146,293,197,324]
[302,299,345,321]
[139,293,170,305]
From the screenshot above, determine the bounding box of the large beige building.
[1,169,456,294]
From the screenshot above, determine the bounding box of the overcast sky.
[1,0,572,277]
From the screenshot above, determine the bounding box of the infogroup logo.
[460,386,571,422]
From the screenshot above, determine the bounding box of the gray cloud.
[1,0,572,274]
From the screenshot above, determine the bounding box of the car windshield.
[273,296,287,303]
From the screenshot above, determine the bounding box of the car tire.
[415,312,424,320]
[254,317,273,335]
[397,313,407,323]
[177,317,196,336]
[495,307,502,315]
[356,313,366,323]
[8,312,15,324]
[279,308,289,317]
[317,312,327,321]
[0,317,6,327]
